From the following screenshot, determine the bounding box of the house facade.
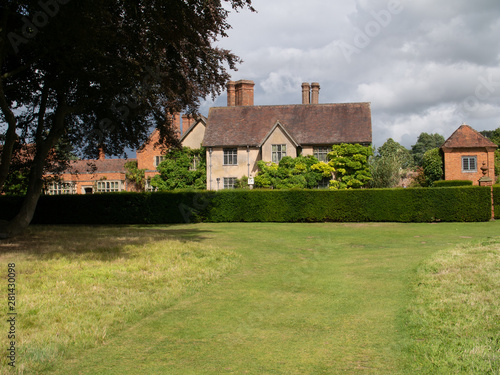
[45,114,206,194]
[441,124,498,185]
[202,80,372,190]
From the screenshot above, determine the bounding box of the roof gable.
[441,124,498,150]
[259,121,299,148]
[202,103,372,147]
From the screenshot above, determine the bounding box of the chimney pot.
[226,81,236,107]
[311,82,320,104]
[301,82,311,104]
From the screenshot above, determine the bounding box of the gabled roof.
[259,121,299,148]
[202,103,372,147]
[179,115,207,143]
[441,124,498,150]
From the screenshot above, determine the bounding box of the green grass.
[0,222,499,374]
[402,238,500,373]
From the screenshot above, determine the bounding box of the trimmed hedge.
[0,186,493,224]
[494,185,500,219]
[433,180,473,187]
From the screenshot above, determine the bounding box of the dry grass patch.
[0,226,239,374]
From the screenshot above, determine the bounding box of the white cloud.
[203,0,500,148]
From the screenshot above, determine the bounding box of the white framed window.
[223,177,237,189]
[462,156,477,172]
[95,181,122,193]
[47,182,75,195]
[223,148,238,165]
[155,155,166,167]
[272,144,287,163]
[313,146,330,163]
[145,179,157,192]
[189,155,200,171]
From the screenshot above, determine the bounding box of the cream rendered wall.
[206,147,261,190]
[261,127,297,162]
[301,146,314,157]
[181,123,206,149]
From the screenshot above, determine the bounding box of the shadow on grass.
[0,224,213,261]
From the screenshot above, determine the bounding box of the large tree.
[0,0,254,237]
[411,133,445,167]
[369,138,413,188]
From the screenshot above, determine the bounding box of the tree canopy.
[411,133,445,167]
[0,0,254,237]
[369,138,412,188]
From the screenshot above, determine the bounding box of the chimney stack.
[182,114,195,133]
[235,80,255,106]
[311,82,320,104]
[302,82,311,104]
[169,112,181,138]
[226,81,236,107]
[98,146,105,160]
[227,79,255,106]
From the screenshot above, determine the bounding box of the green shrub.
[433,180,473,187]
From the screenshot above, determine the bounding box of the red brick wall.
[443,148,496,185]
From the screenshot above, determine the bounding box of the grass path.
[37,221,499,374]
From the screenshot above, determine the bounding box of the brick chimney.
[226,81,236,106]
[311,82,320,104]
[97,146,106,160]
[182,114,195,133]
[302,82,311,104]
[234,80,255,106]
[169,112,181,138]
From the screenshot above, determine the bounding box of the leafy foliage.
[369,138,413,188]
[481,127,500,183]
[124,160,146,190]
[254,155,326,189]
[0,0,254,235]
[411,133,445,166]
[151,147,206,190]
[421,148,443,187]
[327,143,372,189]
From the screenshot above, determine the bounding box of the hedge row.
[0,186,493,224]
[494,186,500,219]
[433,180,473,187]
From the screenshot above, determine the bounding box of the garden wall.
[0,186,494,224]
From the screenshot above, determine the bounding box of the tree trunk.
[0,103,69,239]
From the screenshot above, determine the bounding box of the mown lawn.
[0,221,499,374]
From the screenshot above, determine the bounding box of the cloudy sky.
[198,0,500,149]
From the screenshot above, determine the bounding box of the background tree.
[124,160,146,191]
[481,127,500,183]
[0,0,254,237]
[420,148,443,187]
[327,143,372,189]
[254,155,324,189]
[151,147,206,190]
[369,138,413,188]
[411,133,445,166]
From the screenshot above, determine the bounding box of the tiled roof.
[441,124,498,149]
[202,103,372,147]
[64,158,135,174]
